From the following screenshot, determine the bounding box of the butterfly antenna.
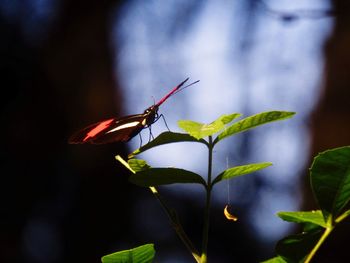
[156,78,199,106]
[172,79,200,97]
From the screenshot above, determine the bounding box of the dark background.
[1,0,349,262]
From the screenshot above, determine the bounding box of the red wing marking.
[83,118,114,142]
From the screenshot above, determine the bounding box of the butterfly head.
[143,105,159,127]
[144,104,158,114]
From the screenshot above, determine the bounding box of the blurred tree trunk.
[308,1,350,262]
[311,1,350,156]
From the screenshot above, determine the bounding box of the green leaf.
[128,159,151,172]
[178,113,241,139]
[220,113,243,125]
[277,211,327,228]
[212,162,272,185]
[215,111,295,144]
[302,222,322,232]
[310,146,350,222]
[129,168,206,187]
[261,256,287,263]
[101,243,155,263]
[276,228,324,263]
[129,131,206,158]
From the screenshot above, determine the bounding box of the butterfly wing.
[68,114,146,144]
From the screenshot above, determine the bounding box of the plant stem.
[304,226,333,263]
[116,155,201,262]
[201,136,213,263]
[335,210,350,224]
[149,186,201,262]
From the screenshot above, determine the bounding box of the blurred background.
[1,0,349,262]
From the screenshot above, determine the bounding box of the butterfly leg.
[159,114,170,131]
[138,132,143,148]
[148,126,154,142]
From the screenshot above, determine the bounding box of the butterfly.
[68,78,199,144]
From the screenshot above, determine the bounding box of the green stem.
[201,136,213,263]
[116,155,201,262]
[303,211,350,263]
[335,210,350,224]
[151,187,201,263]
[304,226,333,263]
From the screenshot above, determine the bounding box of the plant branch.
[116,155,201,262]
[304,221,334,263]
[149,186,201,262]
[304,211,350,262]
[200,136,213,263]
[335,210,350,224]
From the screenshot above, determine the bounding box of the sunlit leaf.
[277,211,326,228]
[128,159,151,172]
[129,168,206,187]
[215,111,295,144]
[129,131,206,158]
[178,113,241,139]
[220,113,242,125]
[101,243,155,263]
[212,162,272,185]
[310,146,350,222]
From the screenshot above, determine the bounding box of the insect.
[68,78,199,144]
